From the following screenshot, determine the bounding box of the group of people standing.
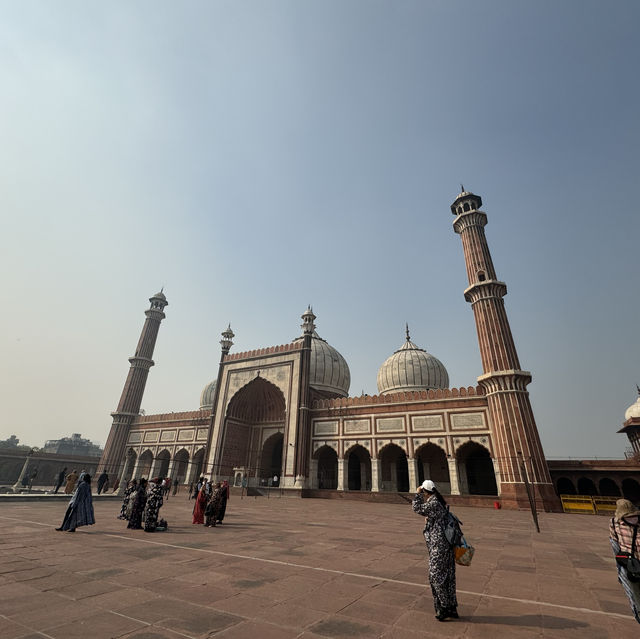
[192,477,229,527]
[118,478,166,532]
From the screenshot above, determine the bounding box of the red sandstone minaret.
[451,189,560,511]
[98,291,168,479]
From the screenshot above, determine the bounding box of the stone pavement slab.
[0,495,637,637]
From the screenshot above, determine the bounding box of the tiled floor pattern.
[0,495,636,637]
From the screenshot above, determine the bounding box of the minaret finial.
[405,322,410,342]
[460,183,464,193]
[636,384,640,396]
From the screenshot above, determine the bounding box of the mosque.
[98,189,640,510]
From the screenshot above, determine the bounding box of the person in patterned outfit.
[609,499,640,623]
[127,478,148,529]
[118,480,137,520]
[144,479,164,532]
[205,482,223,527]
[412,479,458,621]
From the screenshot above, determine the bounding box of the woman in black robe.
[118,480,137,520]
[56,475,95,532]
[127,478,148,529]
[144,480,164,532]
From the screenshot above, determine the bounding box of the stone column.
[407,458,419,492]
[370,459,381,492]
[337,459,345,491]
[448,458,461,495]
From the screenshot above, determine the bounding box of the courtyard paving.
[0,493,636,638]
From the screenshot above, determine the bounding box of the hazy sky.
[1,1,638,458]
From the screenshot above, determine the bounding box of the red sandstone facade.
[96,191,638,508]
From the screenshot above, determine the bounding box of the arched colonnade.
[310,440,499,495]
[120,446,206,487]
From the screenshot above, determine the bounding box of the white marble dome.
[625,392,640,421]
[199,379,217,410]
[293,314,350,397]
[377,331,449,395]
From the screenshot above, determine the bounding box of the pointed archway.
[173,449,189,483]
[345,445,371,491]
[260,432,284,484]
[138,450,153,479]
[219,377,286,482]
[379,443,409,492]
[314,445,338,489]
[416,443,450,493]
[456,442,498,496]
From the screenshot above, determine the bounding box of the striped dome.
[293,331,350,398]
[199,379,217,410]
[377,333,448,395]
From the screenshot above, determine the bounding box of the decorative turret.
[301,306,316,335]
[452,189,560,511]
[220,324,234,356]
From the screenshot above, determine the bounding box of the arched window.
[577,477,597,496]
[598,477,620,497]
[556,477,576,495]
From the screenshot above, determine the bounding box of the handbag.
[455,536,475,566]
[612,519,640,582]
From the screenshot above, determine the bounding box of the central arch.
[219,377,286,482]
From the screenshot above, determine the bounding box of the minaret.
[451,189,560,511]
[98,291,168,478]
[205,324,234,480]
[294,306,315,486]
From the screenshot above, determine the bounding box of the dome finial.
[460,183,464,193]
[636,383,640,396]
[405,322,410,342]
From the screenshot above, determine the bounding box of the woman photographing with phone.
[412,479,458,621]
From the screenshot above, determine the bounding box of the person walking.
[64,469,79,495]
[127,479,148,529]
[412,479,458,621]
[118,480,137,520]
[56,474,95,532]
[609,499,640,623]
[53,467,67,494]
[217,480,230,524]
[172,477,179,496]
[144,479,164,532]
[97,471,109,495]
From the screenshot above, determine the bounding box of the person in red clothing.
[192,481,208,524]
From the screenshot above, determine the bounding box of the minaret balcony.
[453,210,488,234]
[477,370,532,394]
[463,279,507,304]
